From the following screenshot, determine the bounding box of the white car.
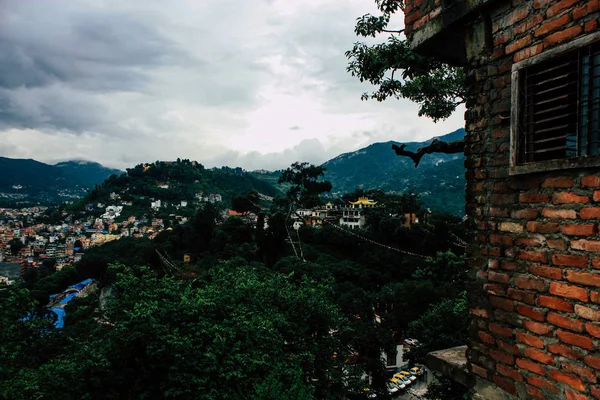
[404,338,419,346]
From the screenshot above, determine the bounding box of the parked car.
[390,377,405,390]
[397,371,417,382]
[387,381,400,394]
[410,366,424,377]
[403,338,419,346]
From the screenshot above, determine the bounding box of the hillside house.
[340,197,377,230]
[404,0,600,399]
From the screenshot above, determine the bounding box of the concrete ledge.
[427,345,472,387]
[427,345,517,400]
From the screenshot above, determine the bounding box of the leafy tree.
[279,162,332,209]
[405,291,469,364]
[346,0,466,121]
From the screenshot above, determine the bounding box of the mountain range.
[0,128,466,214]
[0,158,122,205]
[322,128,465,215]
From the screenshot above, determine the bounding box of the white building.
[339,197,377,230]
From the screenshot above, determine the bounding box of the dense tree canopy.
[346,0,466,121]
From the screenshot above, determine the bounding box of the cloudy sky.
[0,0,464,170]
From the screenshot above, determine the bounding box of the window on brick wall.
[511,34,600,174]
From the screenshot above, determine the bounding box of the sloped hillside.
[322,129,465,215]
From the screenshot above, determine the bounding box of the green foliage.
[346,0,466,121]
[406,291,469,364]
[279,162,332,208]
[0,261,355,399]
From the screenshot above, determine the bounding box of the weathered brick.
[586,322,600,339]
[490,234,514,246]
[485,283,507,296]
[497,363,523,382]
[514,43,544,62]
[556,329,595,350]
[563,361,598,383]
[491,295,515,312]
[489,323,514,337]
[517,304,546,321]
[527,375,560,394]
[470,307,489,318]
[553,192,590,204]
[497,339,522,355]
[566,270,600,288]
[519,250,547,263]
[514,14,544,35]
[523,320,553,335]
[529,264,562,280]
[572,239,600,252]
[541,208,577,219]
[565,390,593,400]
[591,385,600,400]
[527,221,560,233]
[572,0,600,20]
[522,193,550,203]
[516,358,546,374]
[545,25,583,47]
[513,208,540,220]
[499,222,524,233]
[552,254,589,268]
[479,330,496,345]
[562,224,597,236]
[592,291,600,303]
[492,374,517,395]
[489,270,511,284]
[516,237,544,247]
[516,332,545,349]
[582,175,600,188]
[595,190,600,202]
[585,18,598,32]
[514,276,547,291]
[535,14,572,36]
[548,239,568,251]
[549,282,589,302]
[490,348,515,365]
[538,295,575,312]
[508,288,536,304]
[581,208,600,219]
[548,343,582,360]
[584,354,600,370]
[525,348,554,365]
[525,385,545,400]
[575,304,600,321]
[548,369,586,391]
[547,0,583,18]
[469,362,488,378]
[547,311,584,332]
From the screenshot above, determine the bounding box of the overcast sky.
[0,0,464,170]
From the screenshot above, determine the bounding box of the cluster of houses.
[292,197,418,230]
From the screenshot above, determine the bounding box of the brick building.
[404,0,600,399]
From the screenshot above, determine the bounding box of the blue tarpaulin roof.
[50,307,66,328]
[59,292,78,305]
[68,279,93,291]
[47,279,95,329]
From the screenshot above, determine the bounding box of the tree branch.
[392,139,465,167]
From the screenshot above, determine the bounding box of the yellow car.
[397,371,417,382]
[411,366,424,377]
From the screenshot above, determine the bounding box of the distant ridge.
[0,156,123,205]
[322,128,466,215]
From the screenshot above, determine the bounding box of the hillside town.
[0,194,421,284]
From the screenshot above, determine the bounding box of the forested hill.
[0,157,123,205]
[322,128,466,215]
[70,160,280,215]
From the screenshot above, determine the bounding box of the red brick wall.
[404,0,441,34]
[406,0,600,399]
